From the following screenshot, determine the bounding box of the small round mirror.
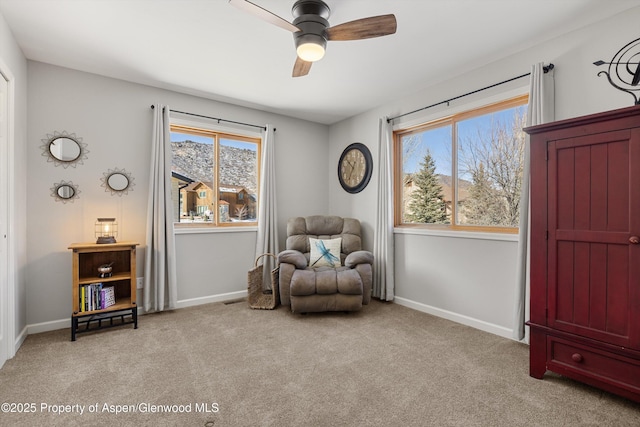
[101,168,135,196]
[56,184,75,199]
[107,173,129,191]
[49,137,81,162]
[51,181,80,203]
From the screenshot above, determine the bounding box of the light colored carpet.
[0,299,639,426]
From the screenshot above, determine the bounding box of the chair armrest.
[345,250,373,268]
[277,250,308,269]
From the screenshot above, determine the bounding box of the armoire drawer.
[547,337,640,393]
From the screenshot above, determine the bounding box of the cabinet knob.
[571,353,583,363]
[630,236,640,244]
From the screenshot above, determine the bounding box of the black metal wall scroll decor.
[594,37,640,105]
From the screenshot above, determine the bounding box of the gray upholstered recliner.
[278,215,373,313]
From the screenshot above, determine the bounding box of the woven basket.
[247,253,280,310]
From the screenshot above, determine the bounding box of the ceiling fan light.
[296,42,325,62]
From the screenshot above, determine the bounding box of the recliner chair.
[278,215,373,313]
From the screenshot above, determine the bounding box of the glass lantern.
[95,218,117,244]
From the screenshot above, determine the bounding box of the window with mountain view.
[170,124,261,226]
[395,94,528,232]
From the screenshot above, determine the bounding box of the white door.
[0,70,9,368]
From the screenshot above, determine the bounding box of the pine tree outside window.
[395,95,528,233]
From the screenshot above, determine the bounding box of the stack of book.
[79,283,115,312]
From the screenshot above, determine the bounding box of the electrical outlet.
[136,277,143,289]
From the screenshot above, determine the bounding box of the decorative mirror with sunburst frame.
[101,168,135,196]
[51,180,80,203]
[40,131,89,168]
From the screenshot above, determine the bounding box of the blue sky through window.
[402,106,525,177]
[171,132,212,145]
[170,132,257,151]
[402,126,451,176]
[220,138,257,151]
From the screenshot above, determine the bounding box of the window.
[170,124,261,226]
[395,95,528,232]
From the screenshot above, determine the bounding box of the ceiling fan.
[229,0,397,77]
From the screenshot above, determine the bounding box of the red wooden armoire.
[526,105,640,403]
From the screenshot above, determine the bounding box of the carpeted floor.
[0,299,639,426]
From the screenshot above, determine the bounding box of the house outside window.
[395,94,528,233]
[170,124,261,226]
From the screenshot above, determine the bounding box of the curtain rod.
[387,63,554,123]
[150,105,268,131]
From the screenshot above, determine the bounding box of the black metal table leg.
[133,307,138,329]
[71,316,77,341]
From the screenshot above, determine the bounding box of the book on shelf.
[102,286,116,308]
[79,283,113,312]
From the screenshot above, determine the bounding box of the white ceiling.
[1,0,638,124]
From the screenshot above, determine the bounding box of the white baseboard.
[27,318,70,335]
[394,296,515,340]
[14,325,28,355]
[174,290,247,309]
[24,290,248,336]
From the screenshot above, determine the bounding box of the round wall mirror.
[41,131,88,168]
[49,137,81,162]
[51,181,80,203]
[107,173,129,191]
[101,168,135,196]
[56,184,76,199]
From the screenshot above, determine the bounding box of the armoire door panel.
[548,129,638,348]
[555,139,630,233]
[552,240,631,343]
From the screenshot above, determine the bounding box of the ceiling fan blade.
[293,57,312,77]
[326,14,397,41]
[229,0,300,33]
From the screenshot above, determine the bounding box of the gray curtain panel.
[254,124,279,290]
[144,104,178,312]
[513,63,555,341]
[373,117,395,301]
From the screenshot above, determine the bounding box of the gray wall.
[328,6,640,338]
[26,62,329,329]
[0,10,28,352]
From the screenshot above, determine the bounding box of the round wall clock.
[338,142,373,194]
